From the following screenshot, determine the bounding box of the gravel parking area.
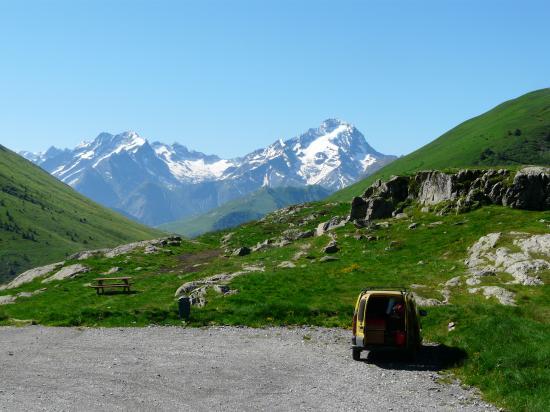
[0,326,495,411]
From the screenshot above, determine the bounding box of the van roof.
[362,290,405,297]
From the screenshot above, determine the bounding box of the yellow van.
[351,288,426,360]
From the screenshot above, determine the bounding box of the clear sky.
[0,0,548,158]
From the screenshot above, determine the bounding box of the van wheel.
[352,348,361,361]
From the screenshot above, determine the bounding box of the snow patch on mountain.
[21,119,396,225]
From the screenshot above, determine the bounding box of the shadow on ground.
[364,344,467,371]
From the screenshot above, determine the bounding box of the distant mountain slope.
[159,185,330,237]
[22,119,395,225]
[0,145,161,283]
[331,88,550,201]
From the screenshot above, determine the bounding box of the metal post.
[178,296,191,320]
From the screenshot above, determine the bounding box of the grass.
[1,198,548,410]
[331,88,550,201]
[0,145,162,283]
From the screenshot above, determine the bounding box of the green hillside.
[159,185,330,237]
[0,145,162,283]
[332,88,550,201]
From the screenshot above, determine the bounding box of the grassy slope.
[1,198,548,411]
[0,145,162,283]
[159,185,330,237]
[331,88,550,201]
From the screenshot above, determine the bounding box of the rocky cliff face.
[350,166,550,221]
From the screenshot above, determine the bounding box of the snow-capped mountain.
[22,119,396,225]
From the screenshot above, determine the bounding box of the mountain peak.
[319,118,353,133]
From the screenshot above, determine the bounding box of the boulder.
[144,245,160,254]
[323,240,339,254]
[315,217,346,236]
[416,171,455,205]
[365,197,394,220]
[42,264,89,283]
[350,197,368,220]
[232,247,251,257]
[503,167,550,210]
[68,250,108,260]
[0,295,16,305]
[213,285,231,294]
[468,286,516,306]
[319,256,339,263]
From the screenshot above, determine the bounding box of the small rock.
[0,295,16,305]
[448,322,456,332]
[213,285,231,294]
[408,222,419,230]
[394,213,409,219]
[319,256,339,263]
[103,267,121,275]
[232,247,251,257]
[278,261,296,269]
[323,240,339,254]
[445,277,462,287]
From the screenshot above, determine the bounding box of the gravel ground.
[0,326,496,411]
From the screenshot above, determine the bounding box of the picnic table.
[90,277,133,295]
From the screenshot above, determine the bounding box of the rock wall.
[350,166,550,221]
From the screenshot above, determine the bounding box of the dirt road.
[0,326,495,411]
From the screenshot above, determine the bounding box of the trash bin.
[178,296,190,320]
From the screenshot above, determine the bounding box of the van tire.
[352,348,361,361]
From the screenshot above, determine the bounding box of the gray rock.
[68,250,108,260]
[0,261,65,290]
[350,197,368,221]
[16,288,46,298]
[232,247,251,257]
[213,285,231,294]
[316,217,347,236]
[278,261,296,269]
[103,267,121,275]
[319,256,339,263]
[42,264,89,283]
[503,166,550,210]
[412,293,445,307]
[0,295,16,305]
[408,222,418,230]
[468,286,516,306]
[323,240,339,254]
[144,245,161,254]
[445,276,462,287]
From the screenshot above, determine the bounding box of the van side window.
[357,299,366,322]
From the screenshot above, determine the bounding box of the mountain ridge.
[22,119,396,225]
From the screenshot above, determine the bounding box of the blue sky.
[0,0,548,158]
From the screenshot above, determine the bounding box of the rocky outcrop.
[468,286,516,306]
[0,295,16,305]
[42,264,89,283]
[465,232,548,286]
[502,166,550,210]
[174,265,265,306]
[0,262,64,290]
[349,167,550,221]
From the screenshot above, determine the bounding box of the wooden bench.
[90,277,133,295]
